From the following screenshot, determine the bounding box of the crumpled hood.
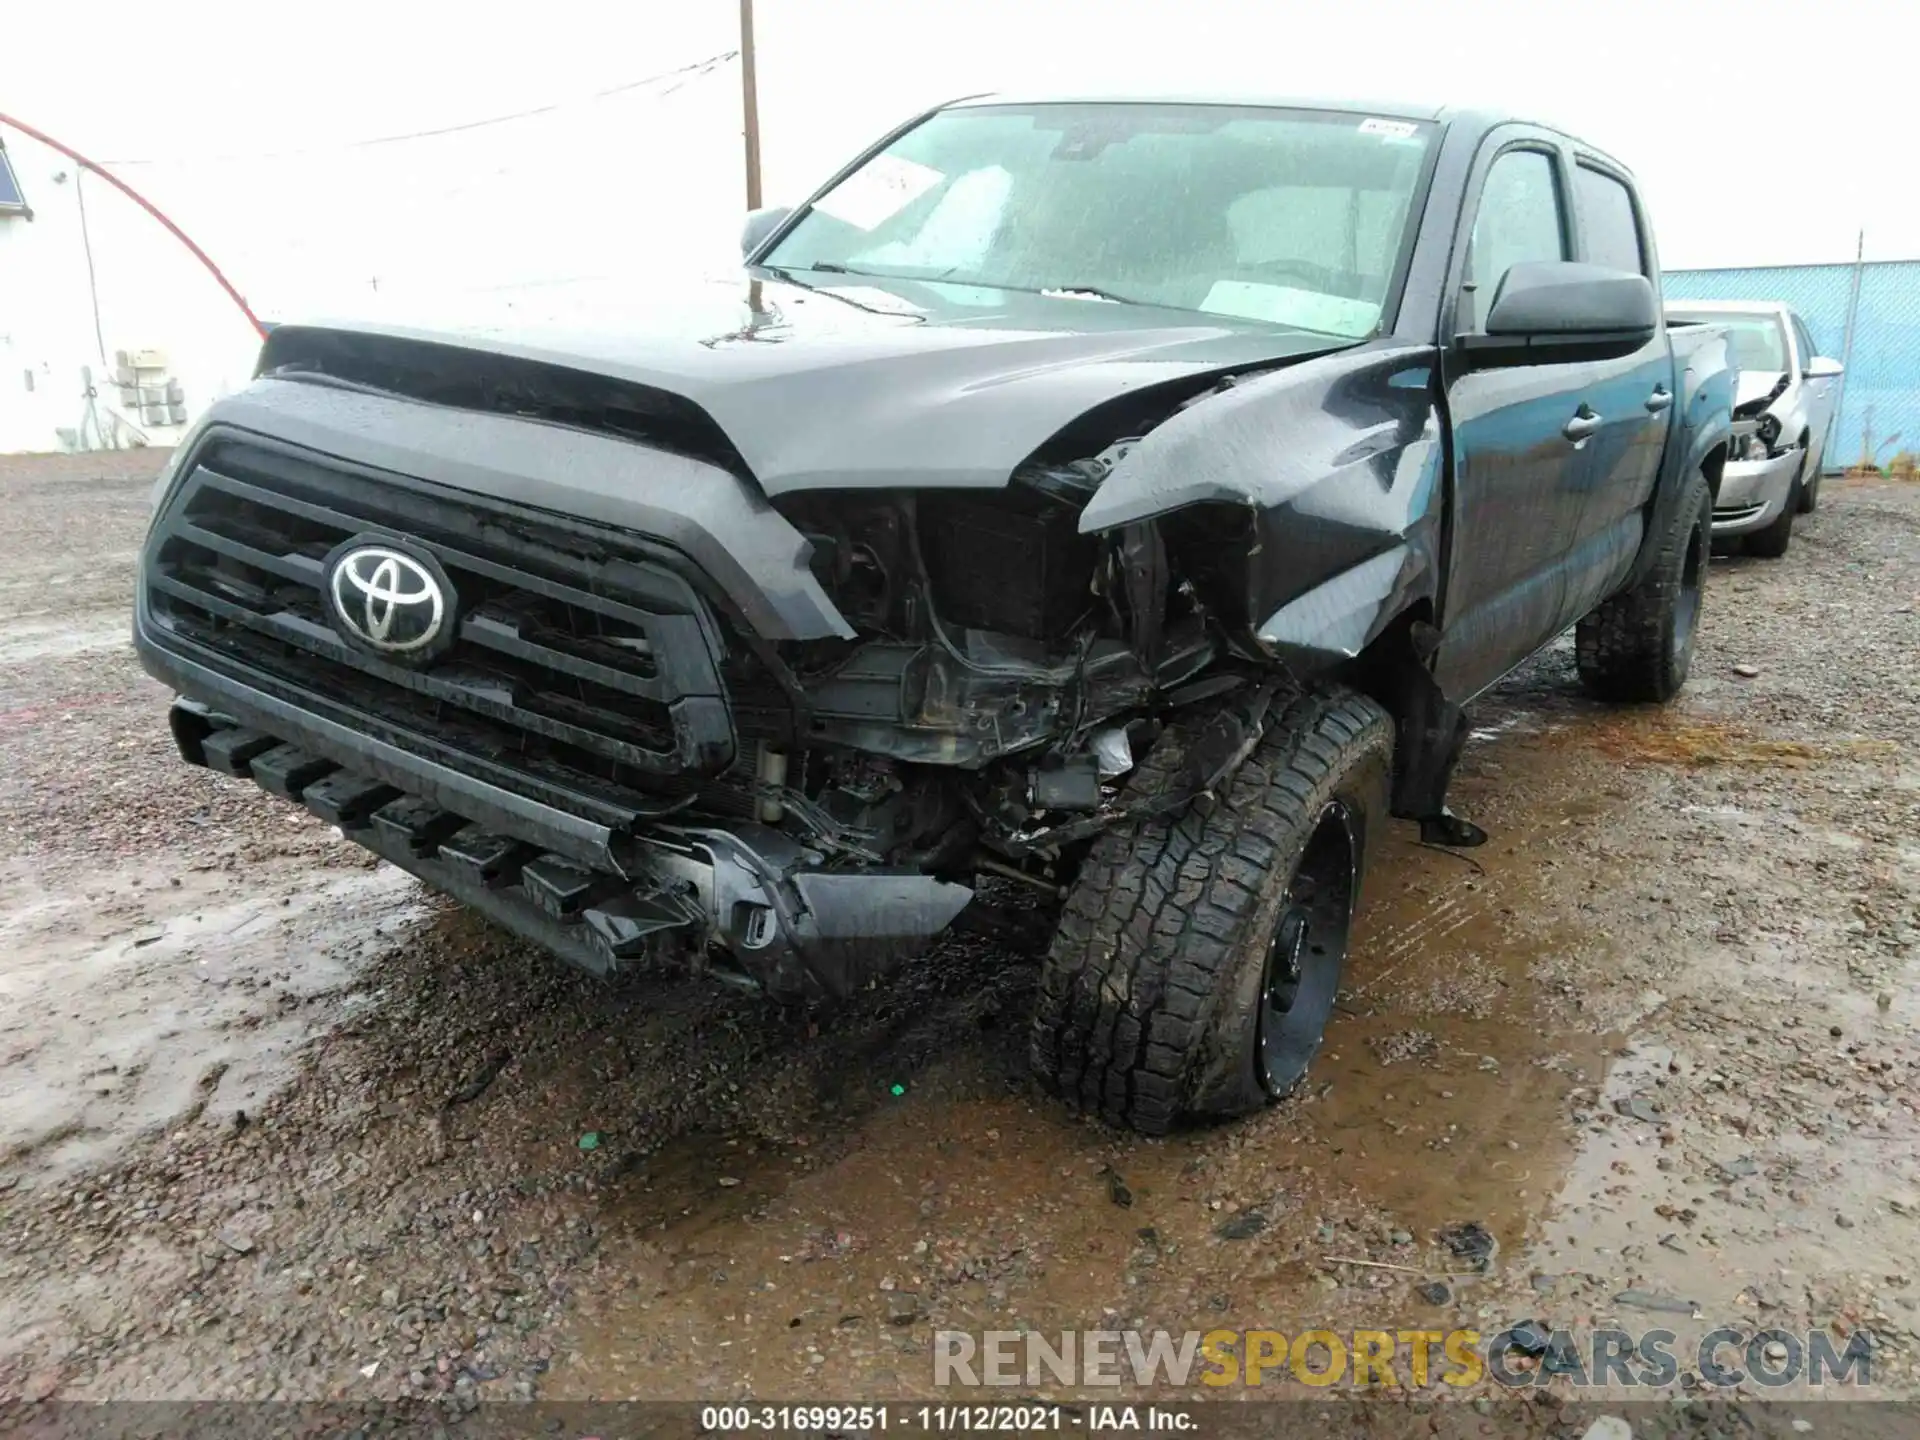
[260,273,1347,495]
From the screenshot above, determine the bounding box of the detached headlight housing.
[1756,413,1782,450]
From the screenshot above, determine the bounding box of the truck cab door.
[1557,160,1672,624]
[1433,139,1595,701]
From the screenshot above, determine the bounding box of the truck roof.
[938,93,1629,175]
[945,92,1455,122]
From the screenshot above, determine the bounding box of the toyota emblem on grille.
[327,545,449,656]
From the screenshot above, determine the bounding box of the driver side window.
[1463,148,1568,330]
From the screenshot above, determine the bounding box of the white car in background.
[1666,299,1843,558]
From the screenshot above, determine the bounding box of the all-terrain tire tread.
[1029,686,1393,1134]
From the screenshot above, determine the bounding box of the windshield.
[763,103,1436,339]
[1681,312,1789,373]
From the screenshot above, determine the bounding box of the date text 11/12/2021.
[700,1404,1196,1432]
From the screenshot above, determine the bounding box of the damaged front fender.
[1255,539,1427,663]
[1075,342,1445,672]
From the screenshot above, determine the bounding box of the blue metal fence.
[1665,260,1920,473]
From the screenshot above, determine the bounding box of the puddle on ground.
[0,638,1885,1400]
[0,856,427,1186]
[548,665,1920,1399]
[553,705,1651,1400]
[0,620,133,665]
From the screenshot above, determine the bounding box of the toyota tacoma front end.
[135,94,1735,1135]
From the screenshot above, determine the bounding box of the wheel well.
[1344,601,1437,721]
[1701,442,1727,502]
[1338,601,1455,821]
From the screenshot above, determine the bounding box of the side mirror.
[1463,261,1657,365]
[1485,261,1657,337]
[1803,354,1843,380]
[741,205,793,260]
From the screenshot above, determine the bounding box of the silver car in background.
[1666,299,1842,558]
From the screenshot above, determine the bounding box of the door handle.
[1645,387,1673,414]
[1562,407,1602,442]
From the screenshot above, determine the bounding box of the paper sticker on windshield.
[813,155,944,231]
[1359,117,1421,141]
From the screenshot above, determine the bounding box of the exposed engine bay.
[242,325,1308,900]
[137,340,1321,1006]
[697,434,1280,894]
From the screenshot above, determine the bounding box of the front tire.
[1576,468,1710,702]
[1796,451,1822,514]
[1743,488,1797,559]
[1029,687,1393,1135]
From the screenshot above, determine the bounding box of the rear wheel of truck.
[1029,687,1392,1135]
[1575,468,1710,702]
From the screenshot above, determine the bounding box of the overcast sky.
[2,0,1906,320]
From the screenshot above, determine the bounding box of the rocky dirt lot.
[1,449,1917,1436]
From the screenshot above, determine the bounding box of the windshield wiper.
[786,262,923,280]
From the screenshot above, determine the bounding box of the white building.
[0,131,265,454]
[0,66,746,456]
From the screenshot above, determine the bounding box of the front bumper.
[154,676,973,998]
[1711,450,1800,537]
[135,412,976,996]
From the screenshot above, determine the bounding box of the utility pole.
[740,0,763,211]
[1834,228,1865,470]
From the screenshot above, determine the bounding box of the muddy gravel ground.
[2,449,1918,1435]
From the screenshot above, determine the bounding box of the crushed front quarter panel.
[1076,341,1445,673]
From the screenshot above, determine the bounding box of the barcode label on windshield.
[1359,118,1420,140]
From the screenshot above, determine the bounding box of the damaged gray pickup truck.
[135,96,1736,1134]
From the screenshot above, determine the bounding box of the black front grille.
[143,430,737,816]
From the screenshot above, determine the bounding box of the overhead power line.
[98,49,738,166]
